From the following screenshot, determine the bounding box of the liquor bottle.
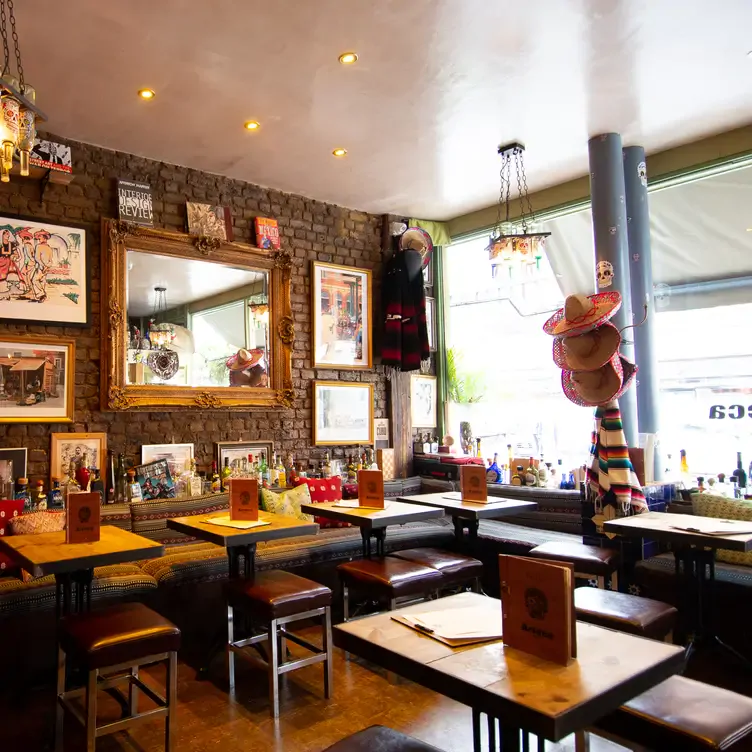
[567,472,576,491]
[261,453,271,487]
[115,454,127,503]
[269,453,279,486]
[369,449,379,470]
[537,458,548,488]
[559,462,568,490]
[697,476,706,492]
[486,453,501,483]
[211,461,221,493]
[507,444,514,476]
[189,458,203,497]
[322,452,332,479]
[356,452,363,472]
[347,454,357,482]
[76,452,91,492]
[127,469,142,502]
[430,435,439,454]
[221,457,232,491]
[736,452,748,490]
[476,438,482,458]
[680,449,689,476]
[525,457,538,487]
[35,480,47,511]
[511,466,523,486]
[15,477,31,512]
[277,455,287,488]
[413,433,424,455]
[90,469,105,502]
[422,434,431,454]
[47,478,64,510]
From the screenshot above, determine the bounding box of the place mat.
[442,493,490,505]
[332,500,390,510]
[669,518,752,536]
[392,605,503,647]
[203,516,271,530]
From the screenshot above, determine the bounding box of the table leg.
[453,517,465,544]
[500,725,521,752]
[228,548,240,579]
[373,529,386,558]
[467,519,479,543]
[243,543,257,579]
[472,708,481,752]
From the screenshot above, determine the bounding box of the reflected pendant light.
[486,143,551,278]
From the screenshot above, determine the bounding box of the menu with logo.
[358,470,385,509]
[66,492,101,544]
[230,478,259,521]
[460,465,488,503]
[498,554,576,665]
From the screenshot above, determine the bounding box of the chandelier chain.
[519,152,535,226]
[514,149,528,234]
[0,0,9,79]
[7,0,23,90]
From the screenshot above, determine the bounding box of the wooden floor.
[2,632,635,752]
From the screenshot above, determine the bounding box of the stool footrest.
[97,706,169,738]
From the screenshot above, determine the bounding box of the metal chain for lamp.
[0,1,9,78]
[7,0,24,90]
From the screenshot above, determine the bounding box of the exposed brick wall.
[0,134,388,482]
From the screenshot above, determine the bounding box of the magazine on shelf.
[133,459,176,501]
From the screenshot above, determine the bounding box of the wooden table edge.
[603,518,752,552]
[166,513,318,546]
[397,495,538,519]
[300,502,444,528]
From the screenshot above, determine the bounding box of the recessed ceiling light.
[137,88,156,100]
[332,148,348,157]
[338,52,358,65]
[244,121,260,131]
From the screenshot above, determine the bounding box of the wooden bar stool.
[390,548,483,592]
[528,542,620,589]
[56,602,181,752]
[227,569,333,718]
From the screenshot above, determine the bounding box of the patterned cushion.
[130,492,229,544]
[260,484,314,522]
[692,494,752,567]
[138,542,228,586]
[9,511,65,535]
[101,503,133,532]
[0,564,157,616]
[294,477,349,528]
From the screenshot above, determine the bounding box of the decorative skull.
[596,260,614,289]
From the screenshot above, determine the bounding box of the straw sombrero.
[543,292,621,338]
[399,227,433,268]
[562,354,637,407]
[225,348,263,371]
[553,322,621,371]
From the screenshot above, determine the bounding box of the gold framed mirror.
[101,219,294,412]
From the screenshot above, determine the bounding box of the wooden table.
[604,511,752,665]
[397,492,537,543]
[301,501,444,558]
[334,592,684,749]
[0,526,164,616]
[167,511,318,579]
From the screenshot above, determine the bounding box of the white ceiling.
[18,0,752,220]
[127,252,263,316]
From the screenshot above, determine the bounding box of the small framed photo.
[185,202,233,241]
[0,336,75,423]
[311,261,372,370]
[141,443,194,478]
[313,380,374,446]
[425,296,436,351]
[374,418,390,449]
[0,447,27,480]
[410,374,437,428]
[215,440,274,473]
[51,432,107,480]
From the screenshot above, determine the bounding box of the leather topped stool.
[529,541,620,589]
[56,602,181,752]
[337,558,443,620]
[575,586,677,641]
[323,724,445,751]
[390,548,483,591]
[227,569,332,718]
[595,675,752,751]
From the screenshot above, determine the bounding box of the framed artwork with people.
[311,261,372,370]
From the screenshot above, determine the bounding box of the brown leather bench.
[529,541,620,589]
[337,558,443,619]
[323,724,445,751]
[227,570,333,718]
[389,548,483,591]
[595,675,752,751]
[56,602,181,752]
[574,586,677,641]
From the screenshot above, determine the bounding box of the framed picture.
[0,336,74,423]
[311,261,372,370]
[410,374,437,428]
[0,214,89,326]
[51,432,107,480]
[186,202,233,241]
[374,418,390,449]
[423,256,433,286]
[215,440,274,472]
[141,443,194,478]
[425,296,436,351]
[313,381,374,445]
[0,447,27,479]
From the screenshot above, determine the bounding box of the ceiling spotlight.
[244,120,261,131]
[338,52,358,65]
[138,89,156,100]
[332,148,348,157]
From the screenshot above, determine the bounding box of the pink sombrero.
[399,227,433,268]
[553,322,621,371]
[225,348,263,371]
[562,354,638,407]
[543,292,621,338]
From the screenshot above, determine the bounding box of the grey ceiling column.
[588,133,638,446]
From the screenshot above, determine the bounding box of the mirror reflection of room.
[125,251,271,388]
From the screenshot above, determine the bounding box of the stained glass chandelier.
[0,0,45,182]
[487,142,550,278]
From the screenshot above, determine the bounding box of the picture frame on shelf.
[0,447,27,479]
[313,380,374,445]
[0,214,90,326]
[311,261,372,370]
[423,256,433,286]
[425,296,436,351]
[0,336,75,423]
[141,443,195,479]
[51,432,107,481]
[214,440,275,473]
[186,202,233,241]
[410,374,437,428]
[373,418,390,449]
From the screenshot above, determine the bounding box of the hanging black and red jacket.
[381,248,429,371]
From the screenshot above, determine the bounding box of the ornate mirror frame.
[101,219,295,412]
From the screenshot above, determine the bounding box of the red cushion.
[293,478,350,528]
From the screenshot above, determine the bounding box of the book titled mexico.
[66,492,101,544]
[499,554,576,666]
[230,478,259,521]
[255,217,281,249]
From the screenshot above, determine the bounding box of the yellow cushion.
[692,494,752,566]
[260,483,314,522]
